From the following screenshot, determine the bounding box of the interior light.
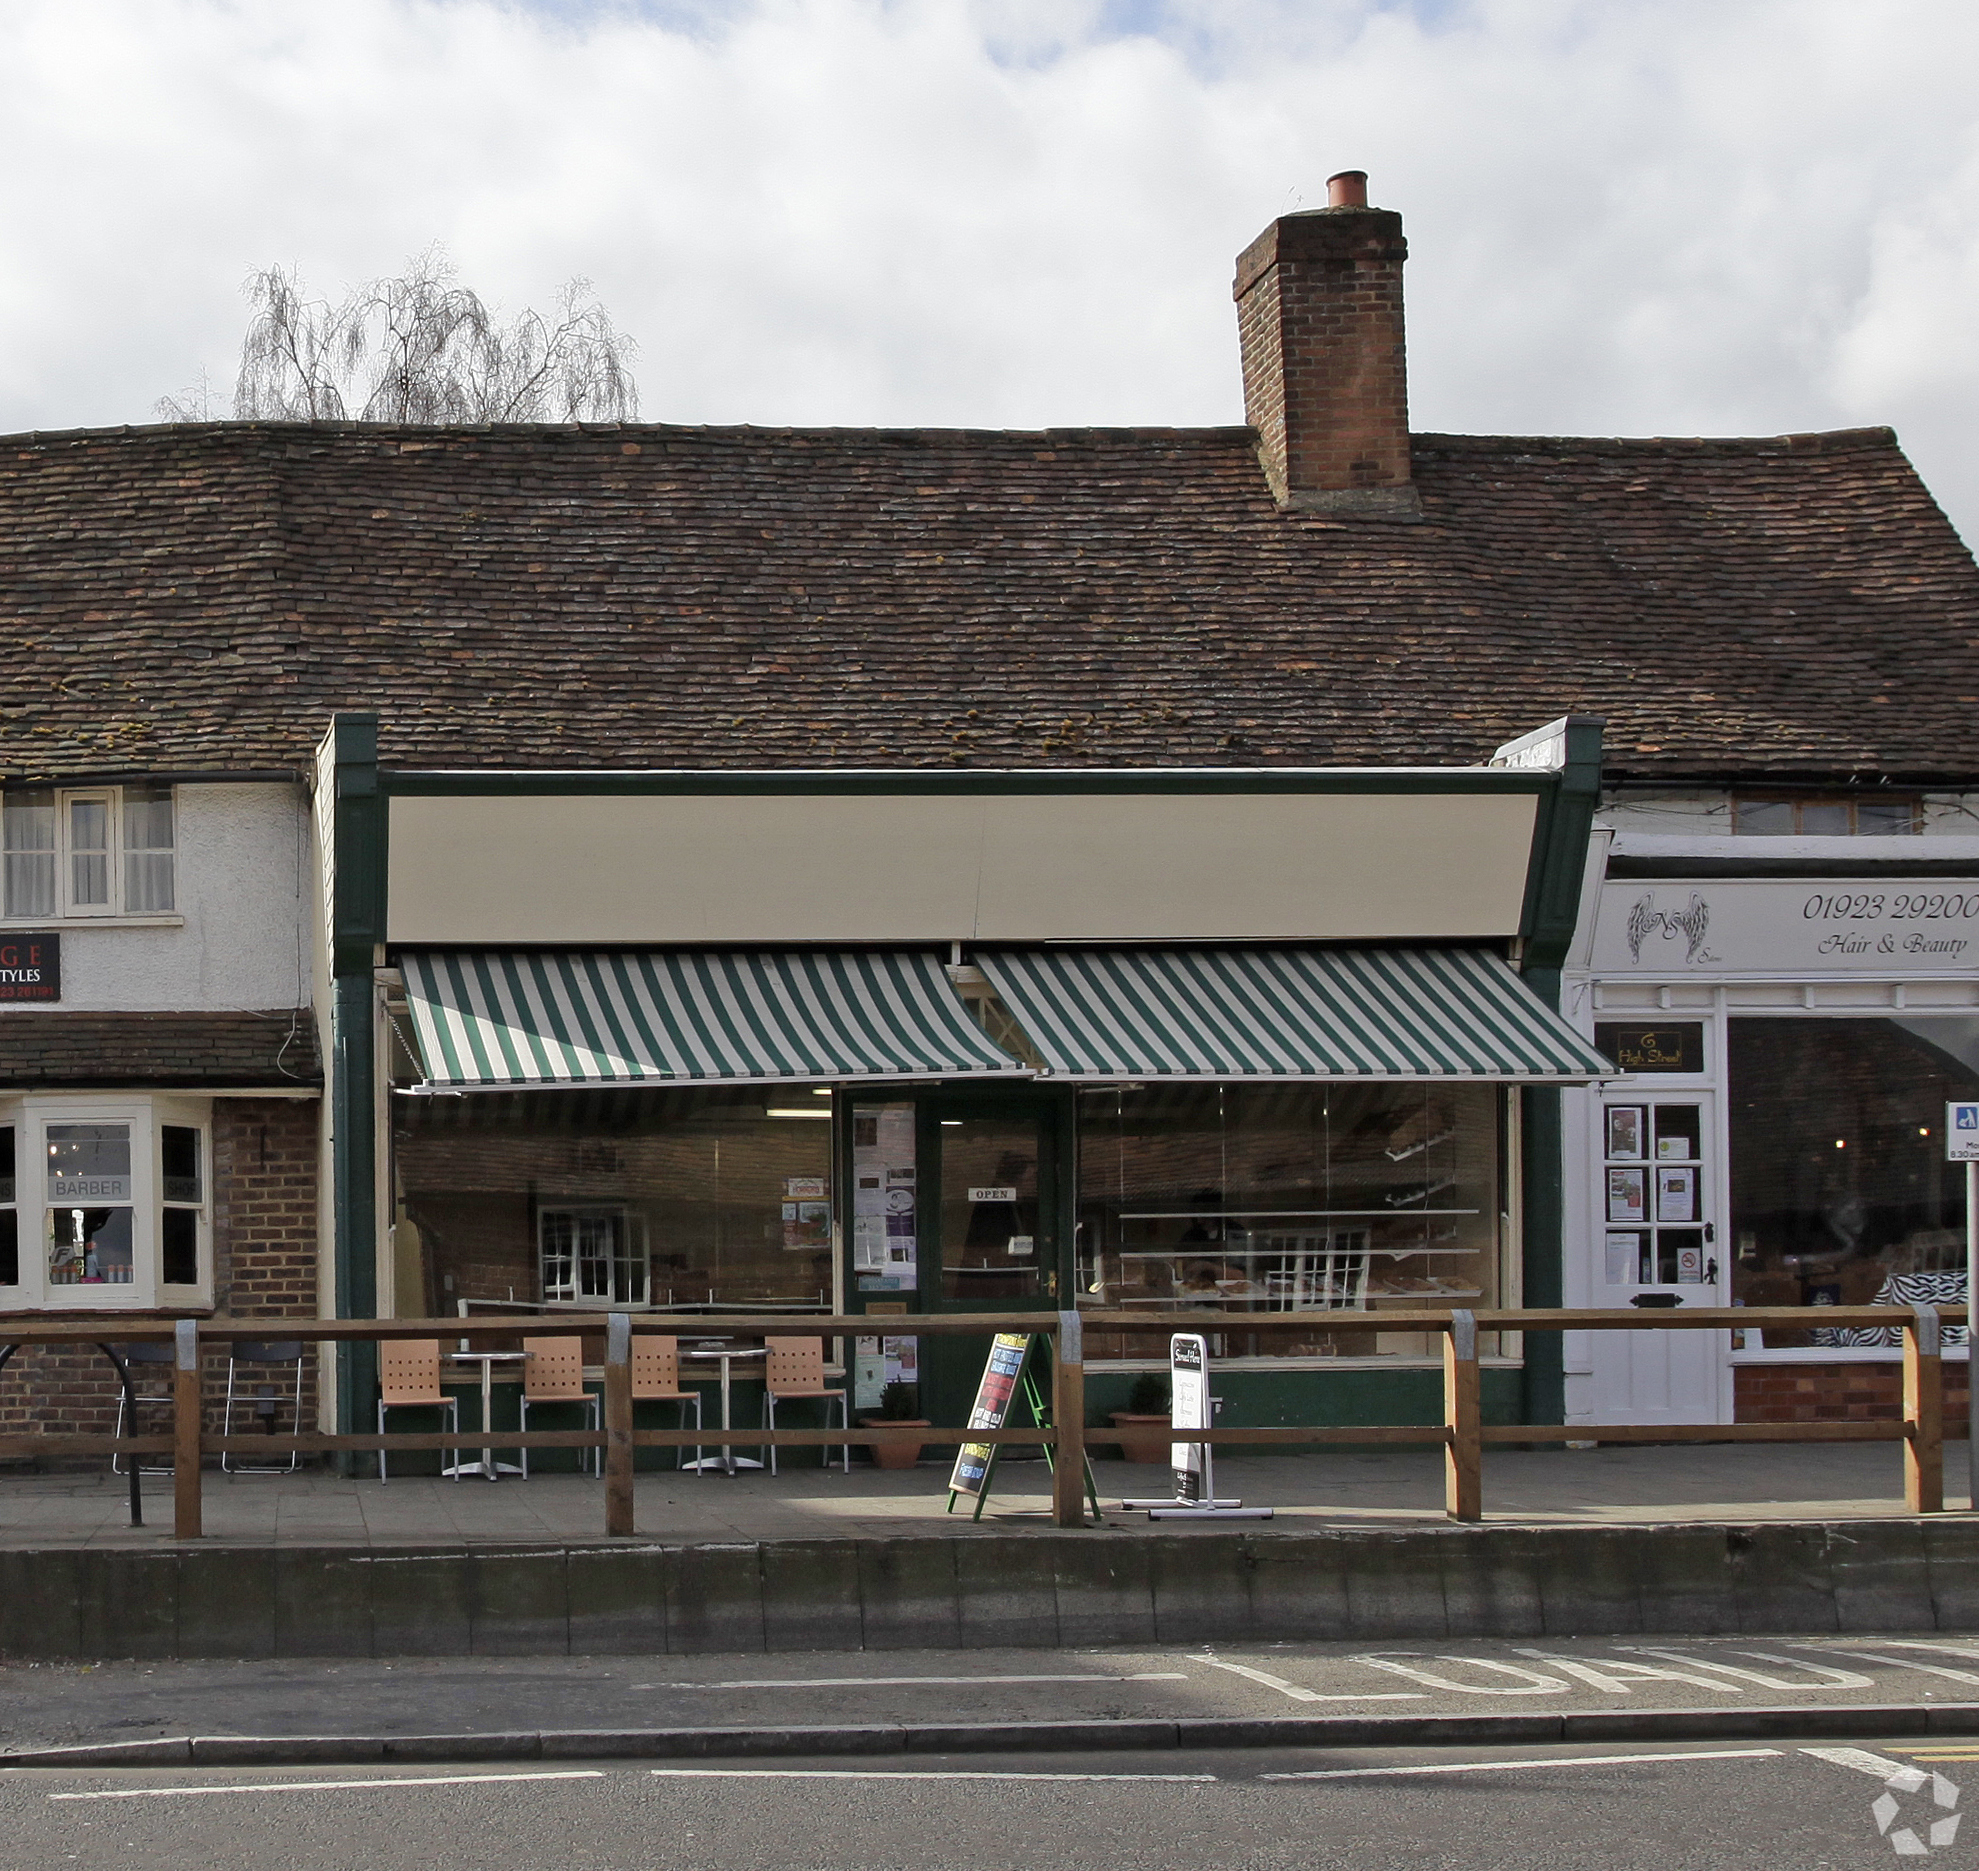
[1920,1127,1932,1137]
[941,1119,963,1127]
[811,1088,832,1097]
[765,1108,832,1120]
[1835,1139,1846,1150]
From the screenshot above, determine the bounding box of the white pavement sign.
[1122,1333,1272,1521]
[1952,1103,1979,1512]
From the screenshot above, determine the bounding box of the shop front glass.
[1075,1083,1504,1363]
[1728,1017,1979,1348]
[394,1087,836,1316]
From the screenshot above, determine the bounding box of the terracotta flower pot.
[860,1418,931,1469]
[1108,1411,1173,1464]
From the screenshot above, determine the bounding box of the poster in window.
[1605,1106,1646,1161]
[782,1200,831,1251]
[1656,1166,1696,1223]
[1675,1244,1705,1283]
[1607,1167,1648,1224]
[1605,1231,1646,1285]
[784,1176,828,1201]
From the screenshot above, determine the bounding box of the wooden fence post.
[1444,1308,1481,1523]
[1906,1302,1944,1514]
[604,1312,634,1536]
[173,1319,203,1540]
[1052,1310,1087,1528]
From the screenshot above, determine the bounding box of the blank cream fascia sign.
[386,790,1538,944]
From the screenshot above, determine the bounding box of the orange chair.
[760,1336,848,1475]
[633,1336,703,1471]
[376,1338,459,1482]
[518,1336,600,1478]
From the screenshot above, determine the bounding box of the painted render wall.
[2,782,310,1014]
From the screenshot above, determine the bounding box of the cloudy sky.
[5,0,1977,538]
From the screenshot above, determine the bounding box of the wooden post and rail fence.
[0,1304,1963,1541]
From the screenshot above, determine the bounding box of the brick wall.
[1736,1360,1970,1422]
[0,1096,322,1461]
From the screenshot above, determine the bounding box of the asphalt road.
[5,1739,1973,1869]
[10,1635,1979,1753]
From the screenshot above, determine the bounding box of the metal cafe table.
[444,1347,528,1480]
[680,1341,767,1475]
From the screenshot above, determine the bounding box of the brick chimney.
[1233,170,1420,520]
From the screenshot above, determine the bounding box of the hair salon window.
[1075,1083,1506,1365]
[0,1097,210,1308]
[1728,1018,1978,1350]
[1,784,175,919]
[395,1087,836,1314]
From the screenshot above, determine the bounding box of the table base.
[443,1459,525,1481]
[678,1454,764,1473]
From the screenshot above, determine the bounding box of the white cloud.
[3,0,1978,538]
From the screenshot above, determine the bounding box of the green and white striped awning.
[974,947,1615,1082]
[400,950,1027,1090]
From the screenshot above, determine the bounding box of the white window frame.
[537,1204,648,1308]
[0,785,178,924]
[0,1094,213,1310]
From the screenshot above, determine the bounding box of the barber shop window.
[0,1099,211,1307]
[1,785,176,919]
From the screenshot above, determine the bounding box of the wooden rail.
[0,1304,1964,1539]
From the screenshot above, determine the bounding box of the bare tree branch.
[158,246,640,425]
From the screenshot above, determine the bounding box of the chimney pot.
[1326,170,1369,209]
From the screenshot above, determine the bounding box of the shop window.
[0,1098,211,1307]
[1076,1084,1504,1364]
[397,1087,835,1314]
[0,785,176,919]
[1728,1017,1978,1350]
[1732,795,1919,835]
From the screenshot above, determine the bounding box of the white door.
[1585,1092,1729,1425]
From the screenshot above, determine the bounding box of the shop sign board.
[0,932,59,1002]
[1170,1333,1210,1504]
[1593,880,1979,975]
[1949,1104,1979,1163]
[946,1332,1034,1499]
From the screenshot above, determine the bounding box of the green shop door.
[918,1091,1068,1434]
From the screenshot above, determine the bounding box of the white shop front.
[1562,869,1979,1426]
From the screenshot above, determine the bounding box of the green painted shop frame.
[319,712,1605,1440]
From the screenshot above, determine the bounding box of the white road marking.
[1193,1654,1421,1703]
[1509,1649,1743,1694]
[1350,1654,1569,1696]
[634,1673,1190,1690]
[648,1768,1217,1783]
[1612,1647,1877,1691]
[1801,1747,1930,1790]
[1263,1749,1782,1781]
[1794,1645,1979,1687]
[50,1771,606,1802]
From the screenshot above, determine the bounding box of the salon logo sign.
[1593,881,1979,975]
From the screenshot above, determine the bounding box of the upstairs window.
[1733,795,1919,836]
[1,786,175,918]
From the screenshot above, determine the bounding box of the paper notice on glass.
[877,1108,915,1158]
[853,1173,885,1215]
[1606,1167,1648,1225]
[1605,1232,1642,1285]
[1656,1166,1696,1223]
[853,1215,887,1270]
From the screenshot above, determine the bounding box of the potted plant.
[1109,1371,1172,1463]
[859,1381,930,1470]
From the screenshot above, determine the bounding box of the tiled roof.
[0,1011,320,1089]
[1,420,1974,784]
